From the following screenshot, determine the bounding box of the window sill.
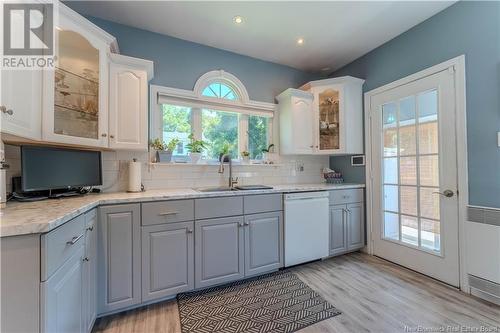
[148,161,283,167]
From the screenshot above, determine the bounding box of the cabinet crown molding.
[300,76,365,90]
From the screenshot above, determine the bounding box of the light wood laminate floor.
[93,253,500,333]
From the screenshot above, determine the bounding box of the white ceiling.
[66,1,454,72]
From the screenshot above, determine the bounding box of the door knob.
[1,106,13,115]
[433,189,454,198]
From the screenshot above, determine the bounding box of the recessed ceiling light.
[233,16,243,24]
[297,38,304,45]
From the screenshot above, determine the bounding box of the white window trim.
[150,70,277,160]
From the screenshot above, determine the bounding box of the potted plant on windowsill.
[241,150,250,163]
[262,144,276,164]
[219,141,233,162]
[186,133,207,164]
[150,138,180,163]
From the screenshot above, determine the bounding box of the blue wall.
[84,16,315,104]
[330,1,500,208]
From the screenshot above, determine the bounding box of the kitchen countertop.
[0,183,364,237]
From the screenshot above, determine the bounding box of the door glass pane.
[384,129,398,157]
[419,122,438,154]
[401,215,418,246]
[384,157,398,184]
[420,219,440,252]
[399,157,417,185]
[399,96,416,156]
[400,186,417,216]
[381,90,442,254]
[318,88,339,150]
[54,30,99,139]
[420,155,439,187]
[384,185,399,212]
[420,187,440,220]
[384,212,399,240]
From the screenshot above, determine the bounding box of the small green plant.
[262,143,275,153]
[150,138,166,151]
[150,138,180,152]
[186,133,207,153]
[220,141,233,156]
[165,138,180,152]
[241,150,250,157]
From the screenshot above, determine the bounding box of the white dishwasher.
[284,191,329,267]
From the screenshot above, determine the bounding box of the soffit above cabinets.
[64,1,455,72]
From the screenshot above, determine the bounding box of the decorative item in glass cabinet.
[318,89,340,150]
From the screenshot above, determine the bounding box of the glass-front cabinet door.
[43,15,109,147]
[312,85,343,153]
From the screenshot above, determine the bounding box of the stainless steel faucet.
[218,154,238,189]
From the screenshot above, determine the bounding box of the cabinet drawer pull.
[67,234,84,245]
[158,211,179,216]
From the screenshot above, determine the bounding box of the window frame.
[150,70,277,162]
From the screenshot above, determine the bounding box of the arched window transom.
[202,82,238,100]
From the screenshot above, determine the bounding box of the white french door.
[370,68,460,287]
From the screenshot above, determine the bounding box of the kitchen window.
[153,71,275,162]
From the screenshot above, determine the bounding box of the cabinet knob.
[83,257,89,262]
[110,135,115,139]
[86,226,94,231]
[309,145,314,148]
[244,222,249,226]
[186,229,193,234]
[0,106,13,115]
[315,145,319,148]
[238,222,244,227]
[101,133,107,137]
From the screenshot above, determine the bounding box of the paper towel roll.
[128,159,142,192]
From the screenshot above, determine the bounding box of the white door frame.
[364,55,469,291]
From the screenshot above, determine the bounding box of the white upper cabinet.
[42,5,117,148]
[109,54,153,151]
[277,89,314,155]
[1,70,42,140]
[277,76,364,155]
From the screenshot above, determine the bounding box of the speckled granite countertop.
[0,183,364,237]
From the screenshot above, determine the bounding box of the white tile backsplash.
[3,145,329,193]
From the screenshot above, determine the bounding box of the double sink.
[195,185,273,192]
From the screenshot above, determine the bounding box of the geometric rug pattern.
[177,270,341,333]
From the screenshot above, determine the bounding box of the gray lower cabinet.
[83,209,97,333]
[41,246,85,333]
[347,203,364,250]
[98,204,141,314]
[195,216,245,289]
[244,212,283,276]
[142,221,194,301]
[329,205,348,256]
[329,190,365,256]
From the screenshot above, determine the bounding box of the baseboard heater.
[468,275,500,306]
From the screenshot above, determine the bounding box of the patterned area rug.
[177,270,341,333]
